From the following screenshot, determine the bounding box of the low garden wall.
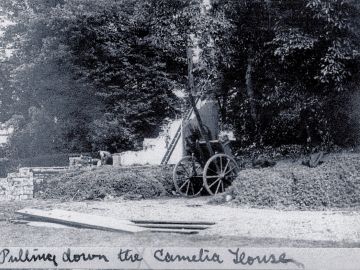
[0,167,68,201]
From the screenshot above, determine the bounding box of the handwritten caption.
[0,247,305,269]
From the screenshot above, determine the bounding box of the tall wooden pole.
[187,48,215,157]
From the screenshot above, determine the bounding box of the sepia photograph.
[0,0,359,269]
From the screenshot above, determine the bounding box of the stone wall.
[0,169,34,201]
[0,167,68,201]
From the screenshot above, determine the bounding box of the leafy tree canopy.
[0,0,359,158]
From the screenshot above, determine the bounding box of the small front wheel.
[173,156,204,197]
[203,154,239,195]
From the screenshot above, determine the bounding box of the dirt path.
[54,197,360,242]
[1,197,359,247]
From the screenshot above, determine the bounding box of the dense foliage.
[0,0,184,157]
[0,0,359,158]
[218,0,360,148]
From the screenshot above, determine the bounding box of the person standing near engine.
[99,150,113,165]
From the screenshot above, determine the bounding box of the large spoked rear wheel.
[173,156,204,197]
[203,154,239,195]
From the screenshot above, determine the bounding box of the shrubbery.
[224,153,360,209]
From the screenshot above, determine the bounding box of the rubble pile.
[228,153,360,209]
[35,166,174,201]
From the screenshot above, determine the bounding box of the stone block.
[112,154,121,167]
[19,168,33,175]
[19,194,32,200]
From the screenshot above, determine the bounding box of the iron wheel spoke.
[225,165,237,176]
[215,179,222,194]
[206,175,221,179]
[207,166,218,174]
[179,179,190,191]
[208,177,221,188]
[223,159,230,174]
[185,181,190,195]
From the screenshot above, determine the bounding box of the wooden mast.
[186,48,215,157]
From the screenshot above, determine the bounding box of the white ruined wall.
[0,125,13,145]
[113,98,222,166]
[113,119,184,166]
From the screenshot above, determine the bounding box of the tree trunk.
[245,56,261,144]
[216,93,227,126]
[186,48,215,157]
[245,57,257,123]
